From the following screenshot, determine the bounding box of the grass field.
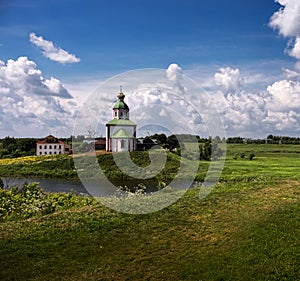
[0,144,299,280]
[222,144,300,182]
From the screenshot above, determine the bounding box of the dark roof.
[113,101,129,110]
[94,139,106,144]
[36,139,65,144]
[36,135,65,144]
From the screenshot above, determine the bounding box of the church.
[106,88,137,152]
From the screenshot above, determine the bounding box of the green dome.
[113,101,129,110]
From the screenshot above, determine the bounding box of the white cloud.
[0,57,76,137]
[3,59,296,138]
[282,68,300,80]
[269,0,300,37]
[269,0,300,70]
[215,90,268,136]
[69,63,300,138]
[29,33,80,64]
[263,111,300,132]
[214,67,243,97]
[1,57,72,99]
[166,63,183,81]
[166,63,185,93]
[266,79,300,111]
[286,37,300,60]
[211,65,300,136]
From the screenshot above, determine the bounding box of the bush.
[0,182,96,221]
[249,153,255,160]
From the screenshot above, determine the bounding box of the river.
[1,177,162,197]
[1,177,117,196]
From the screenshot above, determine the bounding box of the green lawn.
[221,144,300,182]
[0,144,299,280]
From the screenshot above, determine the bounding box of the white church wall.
[110,139,135,152]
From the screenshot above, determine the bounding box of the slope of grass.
[0,180,298,280]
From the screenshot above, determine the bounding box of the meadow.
[0,144,299,280]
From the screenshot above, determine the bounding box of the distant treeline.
[143,133,300,146]
[227,135,300,144]
[1,134,300,159]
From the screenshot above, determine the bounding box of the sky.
[1,0,300,138]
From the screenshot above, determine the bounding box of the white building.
[36,135,71,156]
[106,90,136,152]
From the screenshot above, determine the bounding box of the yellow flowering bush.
[0,155,70,166]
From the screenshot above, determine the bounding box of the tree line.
[226,135,300,144]
[1,134,300,159]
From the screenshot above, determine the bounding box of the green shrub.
[249,152,255,160]
[0,182,96,221]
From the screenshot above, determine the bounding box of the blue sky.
[1,0,300,137]
[1,0,286,75]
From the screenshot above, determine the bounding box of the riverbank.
[0,151,180,180]
[1,144,300,183]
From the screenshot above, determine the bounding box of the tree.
[155,134,167,145]
[199,142,211,161]
[2,136,16,147]
[166,135,179,149]
[142,137,155,150]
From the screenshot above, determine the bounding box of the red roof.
[36,135,65,145]
[36,140,65,144]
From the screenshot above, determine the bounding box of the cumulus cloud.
[269,0,300,69]
[1,57,72,99]
[4,58,298,138]
[265,0,300,133]
[166,63,183,81]
[166,63,185,93]
[211,65,300,136]
[263,110,300,132]
[269,0,300,37]
[214,67,243,97]
[0,57,75,136]
[78,63,300,138]
[214,89,267,135]
[267,79,300,111]
[29,33,80,64]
